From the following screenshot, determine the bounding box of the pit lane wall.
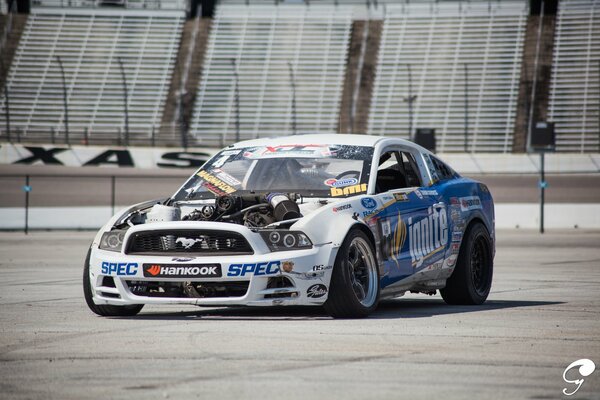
[1,143,599,230]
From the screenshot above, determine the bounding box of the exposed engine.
[137,193,302,229]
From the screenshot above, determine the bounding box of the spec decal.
[330,183,367,197]
[101,262,138,276]
[306,284,328,298]
[408,205,448,268]
[227,261,281,277]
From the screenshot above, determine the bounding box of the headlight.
[260,230,312,252]
[99,229,127,252]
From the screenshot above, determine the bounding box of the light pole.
[230,58,240,143]
[464,62,469,152]
[56,56,70,145]
[117,57,129,146]
[402,64,417,141]
[287,61,297,135]
[1,59,10,142]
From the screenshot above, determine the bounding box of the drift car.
[84,134,494,318]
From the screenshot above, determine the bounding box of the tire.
[441,222,493,305]
[83,247,144,317]
[324,229,380,318]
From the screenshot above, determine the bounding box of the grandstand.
[189,4,352,146]
[0,4,184,143]
[368,1,528,153]
[0,0,599,153]
[549,0,600,153]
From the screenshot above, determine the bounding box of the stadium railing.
[367,0,528,153]
[548,0,600,153]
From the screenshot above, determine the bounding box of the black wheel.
[324,229,380,318]
[83,247,144,317]
[441,222,493,305]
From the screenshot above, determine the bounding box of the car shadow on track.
[113,299,563,321]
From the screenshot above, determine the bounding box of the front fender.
[292,200,371,248]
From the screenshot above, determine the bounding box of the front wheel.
[324,229,380,318]
[83,247,144,317]
[441,222,493,305]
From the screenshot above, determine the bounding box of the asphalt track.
[1,164,600,207]
[0,230,599,400]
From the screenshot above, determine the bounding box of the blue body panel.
[362,177,494,290]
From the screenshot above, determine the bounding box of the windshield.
[172,144,374,200]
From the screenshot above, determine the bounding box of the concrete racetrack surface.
[0,230,599,399]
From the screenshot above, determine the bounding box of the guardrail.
[0,173,187,233]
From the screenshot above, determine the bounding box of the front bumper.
[89,238,337,308]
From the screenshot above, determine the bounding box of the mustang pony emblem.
[176,237,204,249]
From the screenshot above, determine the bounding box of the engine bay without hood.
[116,192,310,231]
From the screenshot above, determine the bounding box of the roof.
[230,133,417,149]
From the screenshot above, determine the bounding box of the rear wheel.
[324,229,380,318]
[83,247,143,317]
[441,222,493,305]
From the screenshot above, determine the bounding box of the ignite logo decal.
[142,264,221,278]
[408,205,448,268]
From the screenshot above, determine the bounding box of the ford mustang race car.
[84,134,495,318]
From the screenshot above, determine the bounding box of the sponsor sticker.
[101,262,138,276]
[333,203,352,213]
[330,183,367,197]
[143,263,221,278]
[452,231,463,242]
[361,197,377,209]
[212,168,241,187]
[460,196,482,212]
[197,170,236,194]
[282,261,294,273]
[408,205,448,268]
[227,261,281,277]
[306,284,328,298]
[419,189,438,196]
[324,178,358,188]
[393,193,409,202]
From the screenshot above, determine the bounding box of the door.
[374,150,448,288]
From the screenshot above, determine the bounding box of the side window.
[398,151,422,187]
[430,156,455,182]
[375,150,421,193]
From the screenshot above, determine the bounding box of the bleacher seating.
[548,0,600,153]
[0,8,184,142]
[189,4,353,146]
[367,1,528,153]
[30,0,188,11]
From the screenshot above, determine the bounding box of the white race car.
[84,134,495,318]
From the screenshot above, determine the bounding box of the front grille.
[125,280,249,298]
[125,229,254,256]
